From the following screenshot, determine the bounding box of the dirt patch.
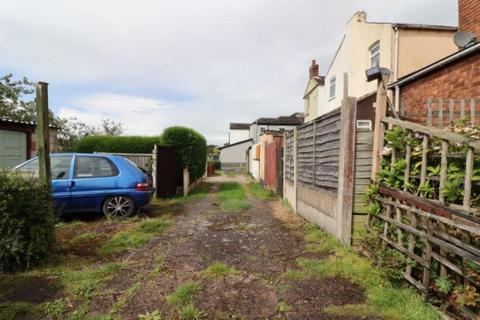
[280,277,369,320]
[0,276,61,304]
[197,274,278,319]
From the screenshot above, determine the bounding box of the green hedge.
[75,135,163,154]
[162,126,207,184]
[0,172,55,271]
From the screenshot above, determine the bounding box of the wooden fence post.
[152,145,158,197]
[371,74,389,180]
[183,167,190,197]
[336,96,357,245]
[35,82,51,186]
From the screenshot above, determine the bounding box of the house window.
[329,76,336,100]
[370,41,380,67]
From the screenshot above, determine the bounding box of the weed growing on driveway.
[246,181,277,200]
[284,224,440,320]
[217,182,251,212]
[202,262,237,279]
[99,216,171,256]
[166,281,200,307]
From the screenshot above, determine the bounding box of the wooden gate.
[367,111,480,318]
[154,145,177,198]
[264,138,283,195]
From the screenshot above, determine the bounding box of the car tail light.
[136,182,151,191]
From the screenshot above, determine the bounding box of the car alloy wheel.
[103,196,134,219]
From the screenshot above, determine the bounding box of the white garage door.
[0,130,27,168]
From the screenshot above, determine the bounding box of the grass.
[99,216,171,256]
[203,262,236,279]
[166,281,200,307]
[138,309,162,320]
[286,223,440,320]
[277,301,291,313]
[180,304,201,320]
[60,262,124,299]
[0,302,36,320]
[216,182,251,213]
[246,182,277,200]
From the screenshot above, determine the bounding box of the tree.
[101,119,124,136]
[0,74,124,151]
[0,74,52,123]
[56,117,125,151]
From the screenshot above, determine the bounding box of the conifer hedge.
[162,126,207,184]
[75,135,163,154]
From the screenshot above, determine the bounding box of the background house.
[228,123,250,144]
[390,0,480,123]
[220,114,304,171]
[249,113,304,143]
[0,118,58,168]
[304,11,458,124]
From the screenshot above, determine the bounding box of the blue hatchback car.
[15,153,154,218]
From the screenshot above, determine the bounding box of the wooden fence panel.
[297,108,341,191]
[403,98,480,127]
[285,130,295,182]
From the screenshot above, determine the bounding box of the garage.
[0,118,59,169]
[0,129,27,168]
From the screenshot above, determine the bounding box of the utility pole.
[36,82,51,187]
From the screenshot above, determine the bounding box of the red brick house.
[390,0,480,124]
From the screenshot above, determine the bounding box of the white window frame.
[370,41,380,68]
[329,76,336,100]
[356,120,373,131]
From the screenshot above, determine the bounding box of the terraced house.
[304,11,458,125]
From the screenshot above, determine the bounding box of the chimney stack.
[458,0,480,37]
[309,59,319,79]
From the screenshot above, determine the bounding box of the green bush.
[75,135,163,153]
[0,171,55,271]
[161,126,207,184]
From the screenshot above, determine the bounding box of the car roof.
[49,153,120,159]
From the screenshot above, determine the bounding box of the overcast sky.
[0,0,457,144]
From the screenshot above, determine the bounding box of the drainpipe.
[395,85,400,113]
[394,25,400,112]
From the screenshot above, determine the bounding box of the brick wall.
[399,51,480,122]
[459,0,480,36]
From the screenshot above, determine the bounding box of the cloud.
[58,93,177,136]
[0,0,457,144]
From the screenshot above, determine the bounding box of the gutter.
[389,42,480,88]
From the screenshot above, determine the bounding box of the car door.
[50,155,75,213]
[15,155,74,213]
[69,155,121,212]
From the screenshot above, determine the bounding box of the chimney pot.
[309,59,319,79]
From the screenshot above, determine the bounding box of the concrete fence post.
[336,96,357,245]
[293,127,298,214]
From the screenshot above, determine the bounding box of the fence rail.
[104,152,153,171]
[367,112,480,318]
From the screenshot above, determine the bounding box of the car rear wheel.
[103,196,135,219]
